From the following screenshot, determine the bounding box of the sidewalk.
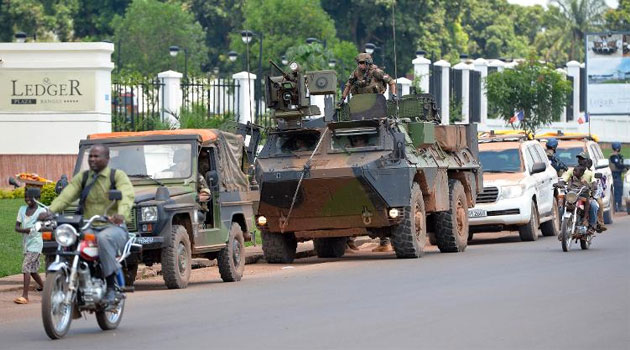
[0,241,316,294]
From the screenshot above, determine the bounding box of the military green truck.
[44,128,260,289]
[254,62,482,262]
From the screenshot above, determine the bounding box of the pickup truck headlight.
[140,206,158,222]
[499,184,525,200]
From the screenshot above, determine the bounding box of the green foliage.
[449,96,462,124]
[0,187,25,200]
[605,0,630,30]
[486,54,572,134]
[40,183,58,206]
[233,0,338,74]
[0,0,78,42]
[177,103,234,130]
[0,199,25,277]
[112,0,207,75]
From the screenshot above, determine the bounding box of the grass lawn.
[602,148,630,159]
[0,199,26,277]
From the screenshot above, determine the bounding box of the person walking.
[13,189,46,304]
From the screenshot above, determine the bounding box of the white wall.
[0,42,114,154]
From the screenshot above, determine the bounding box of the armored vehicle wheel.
[604,205,614,224]
[217,223,245,282]
[262,230,297,263]
[313,237,346,258]
[435,179,468,253]
[161,225,191,289]
[391,183,427,258]
[541,199,560,237]
[519,202,539,241]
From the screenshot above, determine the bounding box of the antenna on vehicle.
[391,1,399,117]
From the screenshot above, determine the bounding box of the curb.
[0,246,317,294]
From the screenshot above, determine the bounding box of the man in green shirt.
[41,144,134,303]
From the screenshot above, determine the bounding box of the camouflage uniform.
[341,53,396,102]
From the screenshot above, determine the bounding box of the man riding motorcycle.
[39,144,134,303]
[561,152,599,235]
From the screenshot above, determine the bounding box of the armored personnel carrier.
[255,62,482,262]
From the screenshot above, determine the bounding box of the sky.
[507,0,619,8]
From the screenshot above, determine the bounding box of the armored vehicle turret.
[255,63,482,262]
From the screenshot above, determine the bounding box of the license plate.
[468,208,487,218]
[136,237,155,245]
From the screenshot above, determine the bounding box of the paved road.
[1,217,629,349]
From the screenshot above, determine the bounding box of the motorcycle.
[556,179,599,252]
[33,188,141,339]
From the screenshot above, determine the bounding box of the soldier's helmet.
[355,53,373,65]
[612,142,621,151]
[546,138,558,150]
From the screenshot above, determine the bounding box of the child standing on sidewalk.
[13,190,46,304]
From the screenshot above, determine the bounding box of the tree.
[549,0,608,60]
[112,0,207,75]
[73,0,132,40]
[604,0,630,30]
[486,54,572,134]
[0,0,78,42]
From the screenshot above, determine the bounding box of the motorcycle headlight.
[55,224,77,247]
[565,191,578,204]
[141,206,158,222]
[499,184,525,200]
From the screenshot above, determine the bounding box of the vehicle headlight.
[565,191,578,204]
[55,224,77,247]
[257,216,267,226]
[141,206,158,222]
[388,208,400,218]
[499,184,525,200]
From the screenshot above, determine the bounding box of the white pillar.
[453,61,471,123]
[434,60,451,125]
[412,51,431,93]
[566,61,581,121]
[556,68,568,122]
[488,59,505,73]
[396,77,412,96]
[473,58,488,124]
[157,70,182,128]
[233,71,256,124]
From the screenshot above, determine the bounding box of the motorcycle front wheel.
[580,234,592,250]
[560,217,572,252]
[42,270,73,339]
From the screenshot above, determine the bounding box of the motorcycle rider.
[586,158,607,232]
[561,152,599,235]
[545,138,568,176]
[39,145,134,304]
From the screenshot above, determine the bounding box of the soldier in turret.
[341,53,397,102]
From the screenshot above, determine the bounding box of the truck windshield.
[555,147,583,167]
[479,149,522,173]
[78,143,193,180]
[331,127,379,150]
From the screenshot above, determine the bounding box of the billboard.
[0,71,96,112]
[585,32,630,115]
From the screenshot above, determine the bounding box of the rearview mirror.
[530,162,547,174]
[595,159,609,169]
[206,170,219,191]
[108,190,122,201]
[8,177,20,189]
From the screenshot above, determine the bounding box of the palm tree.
[550,0,608,60]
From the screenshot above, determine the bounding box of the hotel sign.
[0,71,95,112]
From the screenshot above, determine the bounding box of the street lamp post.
[241,30,263,122]
[15,31,36,43]
[169,45,189,82]
[365,42,385,68]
